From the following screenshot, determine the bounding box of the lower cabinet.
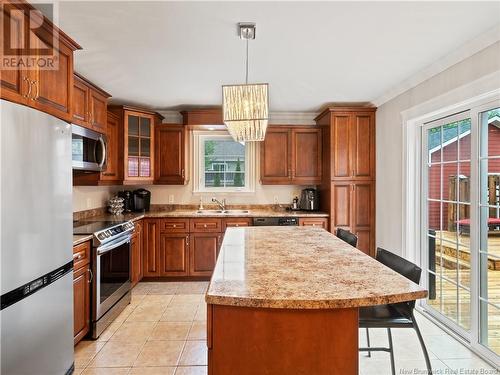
[73,241,91,345]
[189,233,221,277]
[143,219,160,277]
[159,233,189,276]
[298,217,329,229]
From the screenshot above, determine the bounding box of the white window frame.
[192,131,255,193]
[402,85,500,368]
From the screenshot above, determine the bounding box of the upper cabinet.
[260,125,322,185]
[320,109,375,181]
[72,73,110,132]
[109,105,163,185]
[0,1,81,122]
[155,124,187,185]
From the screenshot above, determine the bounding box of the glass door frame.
[419,98,500,366]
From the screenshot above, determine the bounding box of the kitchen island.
[205,226,427,375]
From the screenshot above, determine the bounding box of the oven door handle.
[97,236,131,255]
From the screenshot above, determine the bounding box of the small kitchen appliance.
[72,124,107,172]
[299,188,319,211]
[133,189,151,212]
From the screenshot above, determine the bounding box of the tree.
[233,157,243,187]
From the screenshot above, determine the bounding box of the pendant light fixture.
[222,23,269,142]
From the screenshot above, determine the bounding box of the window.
[193,132,255,192]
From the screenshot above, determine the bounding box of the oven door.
[72,124,107,171]
[95,235,131,320]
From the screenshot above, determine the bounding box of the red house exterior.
[428,121,500,232]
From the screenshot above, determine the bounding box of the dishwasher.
[252,217,299,226]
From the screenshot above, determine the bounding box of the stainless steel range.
[74,220,134,338]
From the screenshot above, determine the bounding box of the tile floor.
[74,281,497,375]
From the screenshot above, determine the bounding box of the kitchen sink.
[195,209,250,215]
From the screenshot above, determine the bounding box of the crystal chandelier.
[222,23,269,142]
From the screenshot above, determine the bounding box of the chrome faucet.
[212,197,226,211]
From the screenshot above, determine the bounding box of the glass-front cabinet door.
[125,111,154,181]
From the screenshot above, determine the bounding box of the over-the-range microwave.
[72,124,107,172]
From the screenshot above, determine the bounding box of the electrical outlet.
[168,195,174,204]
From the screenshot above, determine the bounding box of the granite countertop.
[206,227,427,309]
[76,208,329,223]
[73,234,93,246]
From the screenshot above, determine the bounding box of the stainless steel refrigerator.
[1,100,74,375]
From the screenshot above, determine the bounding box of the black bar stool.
[335,228,358,247]
[358,248,432,375]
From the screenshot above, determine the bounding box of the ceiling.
[58,1,500,112]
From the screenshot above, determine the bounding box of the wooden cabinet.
[330,181,374,255]
[329,111,375,181]
[73,241,91,345]
[109,105,164,185]
[298,217,329,229]
[316,106,376,256]
[190,233,221,277]
[131,220,143,287]
[155,124,186,185]
[159,233,189,276]
[0,2,81,122]
[143,219,160,277]
[190,218,222,233]
[72,73,110,132]
[260,126,322,185]
[223,217,252,230]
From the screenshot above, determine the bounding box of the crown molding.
[373,24,500,107]
[157,110,318,125]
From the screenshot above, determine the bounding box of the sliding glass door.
[422,102,500,361]
[479,106,500,356]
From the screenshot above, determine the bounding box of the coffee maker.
[133,189,151,212]
[299,188,319,211]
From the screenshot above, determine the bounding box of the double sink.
[195,209,250,215]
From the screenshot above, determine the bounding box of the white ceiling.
[59,1,500,112]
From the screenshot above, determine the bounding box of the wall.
[73,186,118,212]
[376,41,500,256]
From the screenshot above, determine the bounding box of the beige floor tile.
[359,358,448,375]
[109,321,156,343]
[73,368,85,375]
[134,340,185,367]
[148,283,180,295]
[161,305,198,322]
[187,322,206,341]
[82,368,131,375]
[174,366,207,375]
[114,304,137,323]
[426,334,475,359]
[141,294,174,307]
[129,367,176,375]
[74,341,106,368]
[176,282,208,294]
[193,307,206,322]
[130,294,146,306]
[131,283,153,295]
[150,322,192,341]
[179,341,207,366]
[89,341,143,368]
[126,304,165,322]
[98,320,124,341]
[171,295,203,305]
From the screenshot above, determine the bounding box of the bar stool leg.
[387,328,396,375]
[412,316,432,374]
[365,328,371,357]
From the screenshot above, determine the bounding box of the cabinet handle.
[181,169,185,178]
[22,77,32,98]
[88,269,93,283]
[73,253,83,260]
[186,235,189,246]
[288,169,292,179]
[204,224,207,228]
[173,224,177,228]
[33,80,39,100]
